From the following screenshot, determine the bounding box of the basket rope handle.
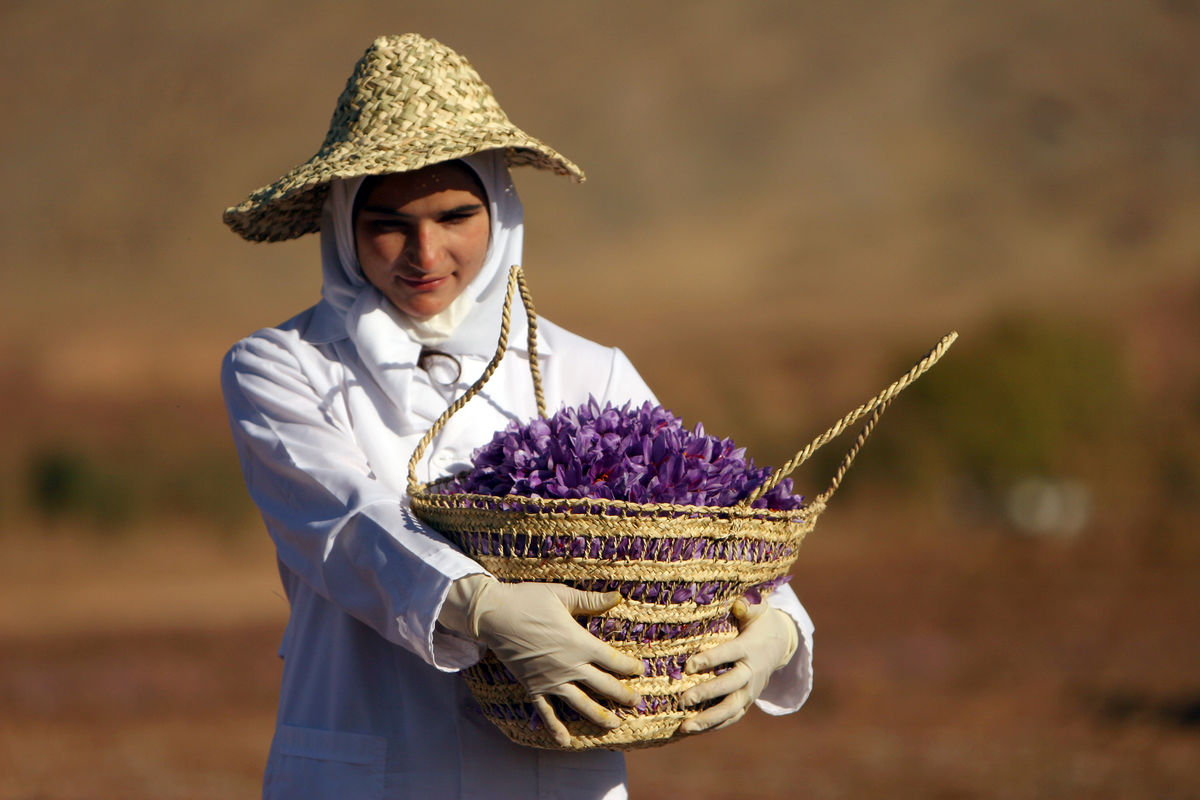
[406,266,544,495]
[739,331,958,508]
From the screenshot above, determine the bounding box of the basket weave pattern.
[413,500,815,748]
[409,267,956,750]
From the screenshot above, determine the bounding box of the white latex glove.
[440,575,645,745]
[678,597,799,734]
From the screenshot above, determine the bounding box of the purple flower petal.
[442,397,802,511]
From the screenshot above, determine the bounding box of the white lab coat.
[222,298,815,800]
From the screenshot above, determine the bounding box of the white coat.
[223,294,814,800]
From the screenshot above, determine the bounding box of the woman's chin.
[395,296,450,320]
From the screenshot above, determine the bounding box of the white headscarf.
[317,149,528,430]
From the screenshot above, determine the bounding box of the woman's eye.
[442,206,486,225]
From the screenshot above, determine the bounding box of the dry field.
[2,2,1198,797]
[2,506,1197,799]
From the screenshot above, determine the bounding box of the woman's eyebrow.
[360,203,485,217]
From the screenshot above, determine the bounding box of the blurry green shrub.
[26,448,137,528]
[21,442,253,535]
[843,316,1133,519]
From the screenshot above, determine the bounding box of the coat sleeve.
[601,345,816,715]
[221,333,488,671]
[758,583,815,714]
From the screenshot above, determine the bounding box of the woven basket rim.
[410,481,824,523]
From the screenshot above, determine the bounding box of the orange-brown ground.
[3,500,1197,799]
[2,2,1198,797]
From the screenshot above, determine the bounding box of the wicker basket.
[409,266,956,750]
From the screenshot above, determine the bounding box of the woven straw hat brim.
[223,33,584,243]
[223,132,582,243]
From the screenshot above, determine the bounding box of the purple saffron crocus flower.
[438,398,803,510]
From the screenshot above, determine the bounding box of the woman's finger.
[685,639,748,675]
[549,585,625,616]
[708,703,751,732]
[730,596,768,625]
[581,635,645,677]
[578,666,641,707]
[532,695,572,747]
[679,690,749,733]
[679,662,750,707]
[553,683,623,730]
[684,598,767,674]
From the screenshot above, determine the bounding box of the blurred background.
[2,1,1198,797]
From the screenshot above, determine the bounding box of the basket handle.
[406,265,545,495]
[738,331,958,508]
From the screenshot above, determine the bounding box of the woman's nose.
[406,223,444,271]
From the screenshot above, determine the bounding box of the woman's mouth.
[398,274,448,290]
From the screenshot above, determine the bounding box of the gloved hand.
[678,597,799,734]
[440,574,645,746]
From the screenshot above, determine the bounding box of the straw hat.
[224,33,585,242]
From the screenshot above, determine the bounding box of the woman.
[221,33,814,800]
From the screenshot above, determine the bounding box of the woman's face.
[354,163,490,319]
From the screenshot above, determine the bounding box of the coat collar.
[300,298,553,356]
